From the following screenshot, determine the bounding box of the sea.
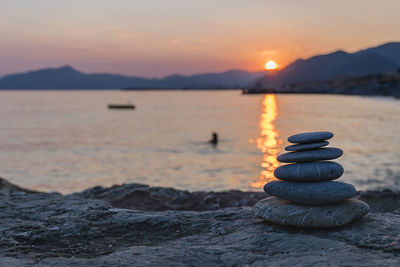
[0,90,399,194]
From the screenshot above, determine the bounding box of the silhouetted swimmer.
[209,132,218,147]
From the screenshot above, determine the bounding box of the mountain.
[253,42,400,87]
[0,66,264,90]
[160,70,264,89]
[2,42,399,90]
[356,42,400,65]
[0,66,157,89]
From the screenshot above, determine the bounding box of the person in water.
[209,132,218,146]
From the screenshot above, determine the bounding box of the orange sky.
[1,0,400,77]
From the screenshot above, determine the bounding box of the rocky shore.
[1,177,400,266]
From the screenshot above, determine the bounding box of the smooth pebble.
[274,161,344,181]
[264,180,356,205]
[285,141,329,151]
[288,131,333,144]
[254,197,369,228]
[277,148,343,163]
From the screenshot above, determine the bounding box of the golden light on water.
[251,94,282,188]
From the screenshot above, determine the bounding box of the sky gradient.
[1,0,400,77]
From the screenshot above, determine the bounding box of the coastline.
[247,73,400,98]
[1,177,400,265]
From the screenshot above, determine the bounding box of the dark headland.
[1,177,400,266]
[247,42,400,97]
[247,73,400,97]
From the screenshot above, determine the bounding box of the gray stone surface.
[70,182,266,211]
[285,141,329,151]
[274,161,344,181]
[254,197,370,228]
[277,148,343,163]
[0,178,38,197]
[264,181,356,205]
[288,131,334,143]
[1,178,400,266]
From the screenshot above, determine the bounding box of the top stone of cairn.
[288,131,333,144]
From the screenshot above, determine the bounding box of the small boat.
[108,104,135,109]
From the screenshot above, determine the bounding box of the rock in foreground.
[70,182,266,211]
[1,178,400,266]
[277,147,343,163]
[264,180,356,205]
[254,197,369,228]
[266,131,368,228]
[285,141,329,151]
[274,161,344,181]
[287,131,334,143]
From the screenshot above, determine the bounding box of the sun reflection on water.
[251,94,282,188]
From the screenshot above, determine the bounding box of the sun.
[265,60,278,70]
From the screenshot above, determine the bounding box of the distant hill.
[0,66,264,90]
[2,42,399,90]
[159,70,264,89]
[253,42,400,87]
[356,42,400,65]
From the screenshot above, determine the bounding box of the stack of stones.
[254,131,369,228]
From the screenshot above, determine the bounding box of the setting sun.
[265,60,278,70]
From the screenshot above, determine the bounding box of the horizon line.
[1,40,399,80]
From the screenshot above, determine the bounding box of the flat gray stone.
[285,141,329,151]
[264,181,356,205]
[288,131,333,143]
[254,196,369,228]
[274,162,344,182]
[277,148,343,163]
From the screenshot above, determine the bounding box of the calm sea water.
[0,90,399,193]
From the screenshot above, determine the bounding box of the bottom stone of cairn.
[254,197,370,228]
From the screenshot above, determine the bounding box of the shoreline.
[1,177,400,265]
